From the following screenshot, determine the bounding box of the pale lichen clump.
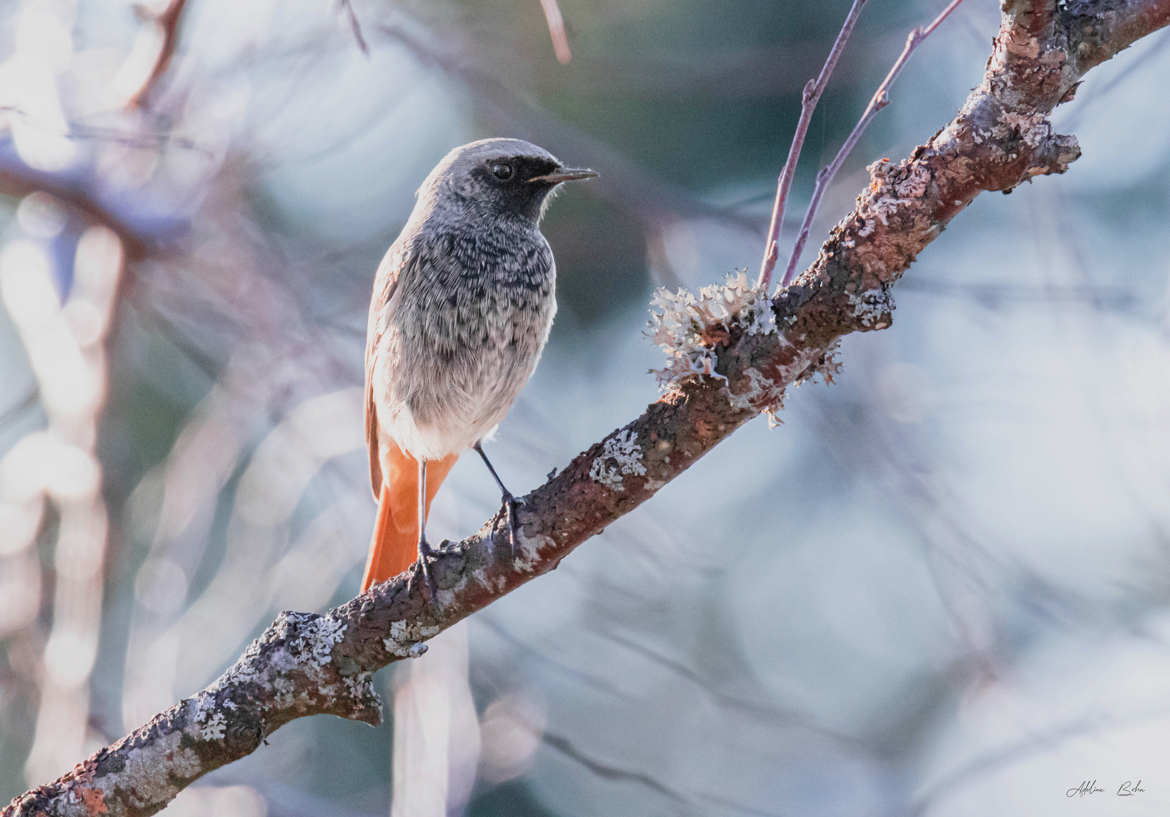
[647,270,777,392]
[856,158,931,237]
[199,711,227,741]
[382,619,439,658]
[289,614,347,668]
[588,428,646,492]
[847,289,892,329]
[726,367,785,424]
[272,675,297,709]
[512,528,555,572]
[647,270,798,419]
[95,730,201,808]
[188,691,226,741]
[342,672,376,704]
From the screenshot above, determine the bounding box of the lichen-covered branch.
[6,0,1169,814]
[773,0,1170,347]
[337,0,370,55]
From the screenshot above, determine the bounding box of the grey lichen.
[588,428,646,492]
[382,619,440,658]
[860,158,928,228]
[847,288,894,330]
[198,711,226,741]
[645,270,830,422]
[647,269,779,397]
[513,528,556,571]
[187,692,227,741]
[288,614,347,668]
[727,366,784,415]
[96,730,201,809]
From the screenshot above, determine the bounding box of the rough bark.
[6,0,1170,814]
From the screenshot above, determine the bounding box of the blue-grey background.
[2,0,1169,814]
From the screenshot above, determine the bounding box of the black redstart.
[361,138,596,591]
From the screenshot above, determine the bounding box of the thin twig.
[125,0,189,109]
[539,0,573,64]
[779,0,967,288]
[338,0,370,55]
[757,0,868,291]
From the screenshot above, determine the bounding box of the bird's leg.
[415,457,438,600]
[474,442,520,562]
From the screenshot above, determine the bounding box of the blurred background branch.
[2,0,1170,816]
[336,0,369,56]
[537,0,573,65]
[124,0,190,109]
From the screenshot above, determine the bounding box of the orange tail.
[361,446,459,592]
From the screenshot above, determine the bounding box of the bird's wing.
[365,240,407,499]
[365,380,380,499]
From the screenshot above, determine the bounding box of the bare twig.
[0,105,210,155]
[338,0,370,55]
[539,0,573,64]
[757,0,869,291]
[125,0,189,109]
[780,0,966,288]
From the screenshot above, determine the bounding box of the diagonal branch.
[6,0,1170,814]
[538,0,573,64]
[337,0,370,55]
[0,141,187,259]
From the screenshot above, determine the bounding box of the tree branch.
[336,0,370,55]
[0,150,186,261]
[6,0,1170,813]
[125,0,189,109]
[538,0,573,64]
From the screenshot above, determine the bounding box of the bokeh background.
[2,0,1170,814]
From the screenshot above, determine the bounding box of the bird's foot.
[414,536,439,602]
[500,491,522,564]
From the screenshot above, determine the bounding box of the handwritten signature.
[1065,779,1146,798]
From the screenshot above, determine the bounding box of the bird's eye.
[490,162,514,181]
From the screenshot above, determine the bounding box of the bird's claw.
[501,492,522,563]
[414,536,439,603]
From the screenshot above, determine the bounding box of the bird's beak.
[528,167,599,184]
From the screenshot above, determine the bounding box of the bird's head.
[418,138,597,225]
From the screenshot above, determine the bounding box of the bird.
[361,137,597,593]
